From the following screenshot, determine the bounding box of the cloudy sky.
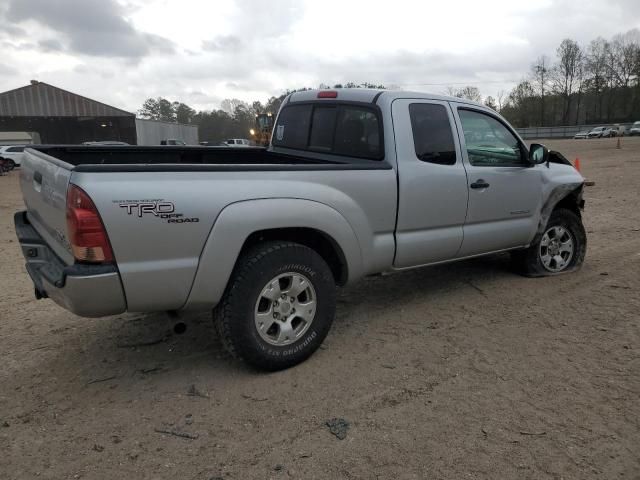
[0,0,639,113]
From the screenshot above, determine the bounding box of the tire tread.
[214,241,335,370]
[513,207,586,277]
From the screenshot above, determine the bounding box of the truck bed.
[26,146,391,172]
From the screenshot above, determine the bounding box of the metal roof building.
[0,81,137,144]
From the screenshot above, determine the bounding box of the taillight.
[66,185,113,263]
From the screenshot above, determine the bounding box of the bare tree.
[458,86,482,102]
[608,30,640,117]
[584,37,610,120]
[220,98,248,115]
[531,56,550,125]
[444,86,458,97]
[444,86,481,102]
[496,90,506,112]
[574,59,586,124]
[551,39,583,124]
[609,30,640,88]
[484,96,497,110]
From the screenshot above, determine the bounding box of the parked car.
[629,121,640,136]
[199,141,233,147]
[587,126,607,138]
[160,139,186,146]
[225,138,252,147]
[613,124,626,137]
[0,145,26,168]
[601,127,618,138]
[14,89,587,370]
[573,131,589,139]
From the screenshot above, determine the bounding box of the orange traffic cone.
[574,158,581,172]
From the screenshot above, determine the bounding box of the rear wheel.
[512,208,586,277]
[6,159,15,170]
[214,241,336,371]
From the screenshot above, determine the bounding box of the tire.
[6,160,15,170]
[512,208,586,277]
[214,241,336,371]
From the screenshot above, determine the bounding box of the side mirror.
[529,143,549,165]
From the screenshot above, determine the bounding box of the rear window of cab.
[272,103,383,160]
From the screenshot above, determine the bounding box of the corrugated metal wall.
[0,82,133,117]
[0,83,201,145]
[135,118,199,145]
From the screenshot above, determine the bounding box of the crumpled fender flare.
[534,182,584,241]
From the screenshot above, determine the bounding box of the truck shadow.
[18,252,518,397]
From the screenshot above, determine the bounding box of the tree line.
[499,29,640,127]
[138,29,640,141]
[138,83,386,143]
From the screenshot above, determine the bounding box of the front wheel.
[512,208,586,277]
[214,241,336,371]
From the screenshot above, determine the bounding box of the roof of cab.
[288,88,485,108]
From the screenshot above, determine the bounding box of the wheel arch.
[536,183,584,239]
[183,198,363,310]
[553,185,584,218]
[240,227,349,286]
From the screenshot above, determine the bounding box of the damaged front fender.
[536,182,585,238]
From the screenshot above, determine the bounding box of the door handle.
[470,179,490,189]
[33,171,43,184]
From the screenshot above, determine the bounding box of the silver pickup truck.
[15,89,586,370]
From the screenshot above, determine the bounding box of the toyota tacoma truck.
[15,89,586,370]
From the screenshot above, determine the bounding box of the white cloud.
[0,0,638,112]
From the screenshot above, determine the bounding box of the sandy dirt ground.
[1,138,639,480]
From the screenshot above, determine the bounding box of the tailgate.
[19,148,75,265]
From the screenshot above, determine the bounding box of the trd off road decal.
[114,199,199,224]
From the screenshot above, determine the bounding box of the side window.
[272,104,312,149]
[8,147,24,152]
[458,109,525,167]
[409,103,456,165]
[227,139,235,144]
[333,107,381,159]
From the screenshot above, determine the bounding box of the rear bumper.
[14,211,126,317]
